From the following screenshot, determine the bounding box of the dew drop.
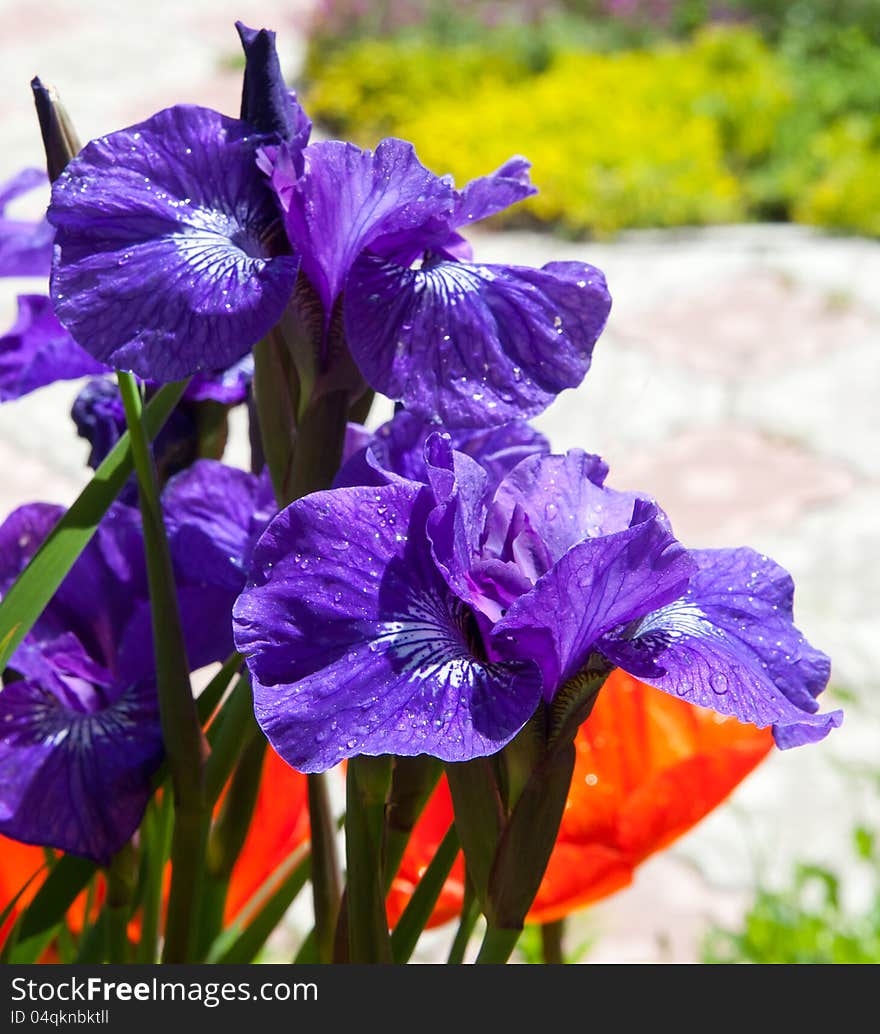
[709,672,729,695]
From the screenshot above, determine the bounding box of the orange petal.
[224,746,310,921]
[394,670,772,928]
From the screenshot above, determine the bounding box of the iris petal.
[0,677,162,863]
[344,256,611,426]
[452,156,536,227]
[164,459,275,593]
[600,548,840,748]
[484,450,620,565]
[0,169,54,278]
[0,295,107,402]
[49,105,298,380]
[279,138,455,313]
[493,502,695,696]
[335,410,549,493]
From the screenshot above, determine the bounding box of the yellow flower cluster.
[795,117,880,237]
[305,28,792,236]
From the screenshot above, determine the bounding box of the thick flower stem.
[198,733,267,956]
[309,773,343,965]
[344,756,393,963]
[253,340,351,965]
[118,371,206,963]
[383,756,443,890]
[104,842,137,964]
[541,919,566,964]
[135,792,173,964]
[475,925,521,964]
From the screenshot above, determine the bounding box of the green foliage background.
[303,4,880,237]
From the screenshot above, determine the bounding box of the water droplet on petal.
[709,672,729,695]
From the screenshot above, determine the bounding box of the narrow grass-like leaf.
[16,854,96,942]
[207,847,312,964]
[0,860,46,934]
[391,823,460,964]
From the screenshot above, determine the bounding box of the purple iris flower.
[264,142,610,425]
[0,169,54,278]
[1,165,256,406]
[0,501,161,862]
[44,22,611,427]
[48,104,300,382]
[335,409,551,491]
[0,460,272,862]
[234,424,840,773]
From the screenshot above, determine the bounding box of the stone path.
[1,0,878,963]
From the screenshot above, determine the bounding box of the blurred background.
[1,0,878,962]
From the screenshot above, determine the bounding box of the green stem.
[476,925,521,965]
[391,824,459,964]
[135,792,173,964]
[348,388,374,426]
[383,756,442,892]
[345,756,393,964]
[252,331,299,504]
[253,345,348,965]
[447,880,480,965]
[117,371,206,963]
[541,919,565,965]
[104,843,137,964]
[309,773,342,964]
[204,675,260,806]
[207,846,311,964]
[200,736,268,954]
[289,390,350,498]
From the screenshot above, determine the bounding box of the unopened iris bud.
[31,77,80,181]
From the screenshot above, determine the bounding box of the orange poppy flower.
[0,836,47,942]
[388,669,772,927]
[223,745,310,921]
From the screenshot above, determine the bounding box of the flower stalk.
[343,755,393,963]
[118,371,206,963]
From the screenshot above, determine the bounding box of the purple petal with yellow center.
[49,105,299,380]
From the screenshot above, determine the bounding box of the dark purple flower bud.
[71,377,197,502]
[30,77,81,182]
[235,21,311,152]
